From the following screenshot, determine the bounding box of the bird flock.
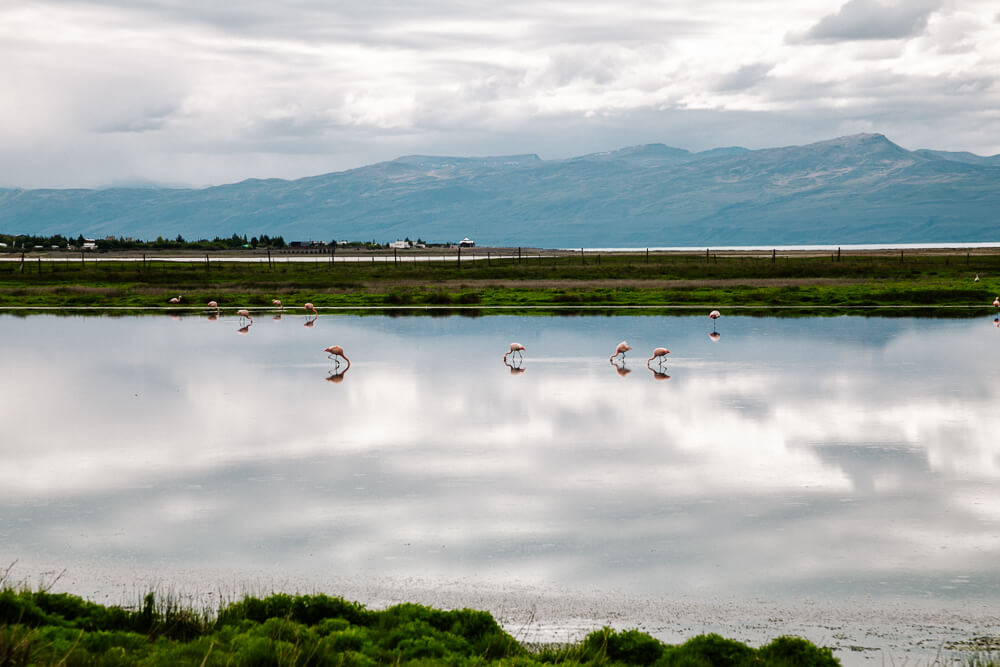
[165,290,1000,376]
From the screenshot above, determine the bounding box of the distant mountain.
[1,133,998,246]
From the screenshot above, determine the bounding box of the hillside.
[1,134,998,246]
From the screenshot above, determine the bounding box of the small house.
[459,237,475,248]
[388,240,410,249]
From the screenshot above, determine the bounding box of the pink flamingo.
[647,347,669,367]
[610,341,631,361]
[272,299,283,311]
[236,309,253,325]
[304,302,318,314]
[504,342,525,362]
[709,309,721,332]
[207,300,219,312]
[168,295,182,304]
[993,297,999,308]
[324,345,350,369]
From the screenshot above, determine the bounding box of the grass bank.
[2,248,1000,315]
[0,586,849,666]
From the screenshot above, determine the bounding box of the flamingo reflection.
[709,331,721,342]
[648,367,670,381]
[504,357,526,375]
[237,308,253,328]
[304,314,318,328]
[326,367,349,383]
[610,357,631,377]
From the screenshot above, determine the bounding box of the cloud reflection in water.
[1,314,999,601]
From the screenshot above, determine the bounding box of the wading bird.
[324,345,350,369]
[304,302,318,314]
[169,295,182,304]
[994,297,999,308]
[237,309,253,325]
[610,341,631,361]
[504,342,525,362]
[207,300,219,312]
[709,309,721,330]
[272,299,283,311]
[648,347,669,366]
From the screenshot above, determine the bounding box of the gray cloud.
[713,63,774,91]
[792,0,942,42]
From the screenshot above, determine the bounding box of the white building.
[388,240,410,249]
[459,237,475,248]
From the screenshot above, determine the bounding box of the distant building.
[459,237,475,248]
[388,240,410,249]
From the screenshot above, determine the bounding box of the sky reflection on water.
[1,313,999,605]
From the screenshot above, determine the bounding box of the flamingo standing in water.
[994,297,999,308]
[504,342,525,362]
[169,295,182,304]
[272,299,283,311]
[304,302,318,314]
[709,309,721,330]
[207,300,220,312]
[324,345,350,369]
[610,341,631,361]
[647,347,669,367]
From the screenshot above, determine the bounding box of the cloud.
[713,63,774,92]
[791,0,942,42]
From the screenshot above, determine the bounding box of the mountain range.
[1,133,998,247]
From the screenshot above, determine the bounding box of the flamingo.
[304,302,318,314]
[324,345,350,369]
[272,299,284,311]
[648,347,669,366]
[207,300,220,313]
[168,295,182,304]
[504,342,525,362]
[709,309,721,332]
[993,297,999,308]
[236,309,253,325]
[610,341,631,361]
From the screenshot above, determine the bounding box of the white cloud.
[0,0,998,188]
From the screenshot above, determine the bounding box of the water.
[1,312,999,661]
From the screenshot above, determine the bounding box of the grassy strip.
[0,587,847,666]
[2,251,1000,314]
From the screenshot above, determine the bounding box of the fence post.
[837,247,841,262]
[772,249,776,263]
[580,247,585,265]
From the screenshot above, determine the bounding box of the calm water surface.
[2,313,999,658]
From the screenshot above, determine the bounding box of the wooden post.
[580,247,585,265]
[457,245,461,268]
[518,247,522,263]
[837,247,841,262]
[80,250,84,270]
[646,248,649,264]
[394,247,398,266]
[38,257,42,273]
[19,252,25,273]
[772,249,776,263]
[706,248,710,263]
[267,248,272,269]
[206,254,210,272]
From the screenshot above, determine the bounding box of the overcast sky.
[1,0,998,188]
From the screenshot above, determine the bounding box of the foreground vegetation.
[0,587,845,666]
[1,248,1000,315]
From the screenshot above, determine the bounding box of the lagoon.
[1,312,999,662]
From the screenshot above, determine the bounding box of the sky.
[1,0,998,188]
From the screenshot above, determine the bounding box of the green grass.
[0,586,848,666]
[2,250,1000,315]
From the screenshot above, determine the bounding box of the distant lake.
[2,312,998,662]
